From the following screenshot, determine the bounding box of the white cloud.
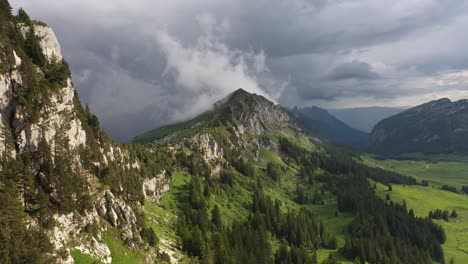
[155,19,279,121]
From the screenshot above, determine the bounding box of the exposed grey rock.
[142,170,170,201]
[34,24,63,60]
[96,191,140,247]
[50,212,111,264]
[19,23,62,61]
[75,237,112,264]
[14,81,87,153]
[196,134,223,162]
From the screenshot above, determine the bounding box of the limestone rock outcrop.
[96,191,141,247]
[143,170,171,201]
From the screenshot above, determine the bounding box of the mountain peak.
[225,88,266,103]
[438,97,451,103]
[423,97,451,107]
[214,88,273,112]
[232,87,249,95]
[135,88,296,143]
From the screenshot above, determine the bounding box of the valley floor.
[364,154,468,263]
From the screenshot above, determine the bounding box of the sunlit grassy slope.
[72,229,146,264]
[365,154,468,263]
[141,133,353,263]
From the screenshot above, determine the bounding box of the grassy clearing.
[363,154,468,262]
[144,171,190,247]
[103,231,144,264]
[311,202,353,264]
[71,249,101,264]
[400,153,468,163]
[72,229,145,264]
[132,113,210,144]
[210,171,254,225]
[361,154,468,188]
[374,180,468,263]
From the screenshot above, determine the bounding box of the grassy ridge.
[132,113,210,144]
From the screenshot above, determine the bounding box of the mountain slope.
[369,98,468,155]
[328,107,405,133]
[135,89,446,264]
[290,106,368,144]
[0,5,172,263]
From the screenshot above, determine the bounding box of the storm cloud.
[328,61,380,81]
[9,0,468,141]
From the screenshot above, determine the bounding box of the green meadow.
[365,154,468,263]
[361,154,468,189]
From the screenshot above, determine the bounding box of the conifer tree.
[211,205,222,230]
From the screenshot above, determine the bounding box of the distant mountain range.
[290,106,368,145]
[370,98,468,155]
[328,107,405,133]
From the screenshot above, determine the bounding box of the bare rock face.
[143,170,170,201]
[75,237,112,264]
[19,23,62,61]
[183,133,227,174]
[14,80,87,153]
[14,24,86,153]
[50,212,111,264]
[0,51,22,157]
[237,98,293,135]
[196,134,223,162]
[34,24,63,60]
[96,191,141,247]
[0,24,87,157]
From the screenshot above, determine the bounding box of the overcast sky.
[10,0,468,141]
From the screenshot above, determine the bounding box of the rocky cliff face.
[142,170,171,200]
[0,23,86,156]
[0,50,21,156]
[369,98,468,155]
[220,88,297,135]
[0,17,171,263]
[96,191,140,248]
[15,81,87,153]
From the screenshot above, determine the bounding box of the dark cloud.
[9,0,468,141]
[328,60,380,81]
